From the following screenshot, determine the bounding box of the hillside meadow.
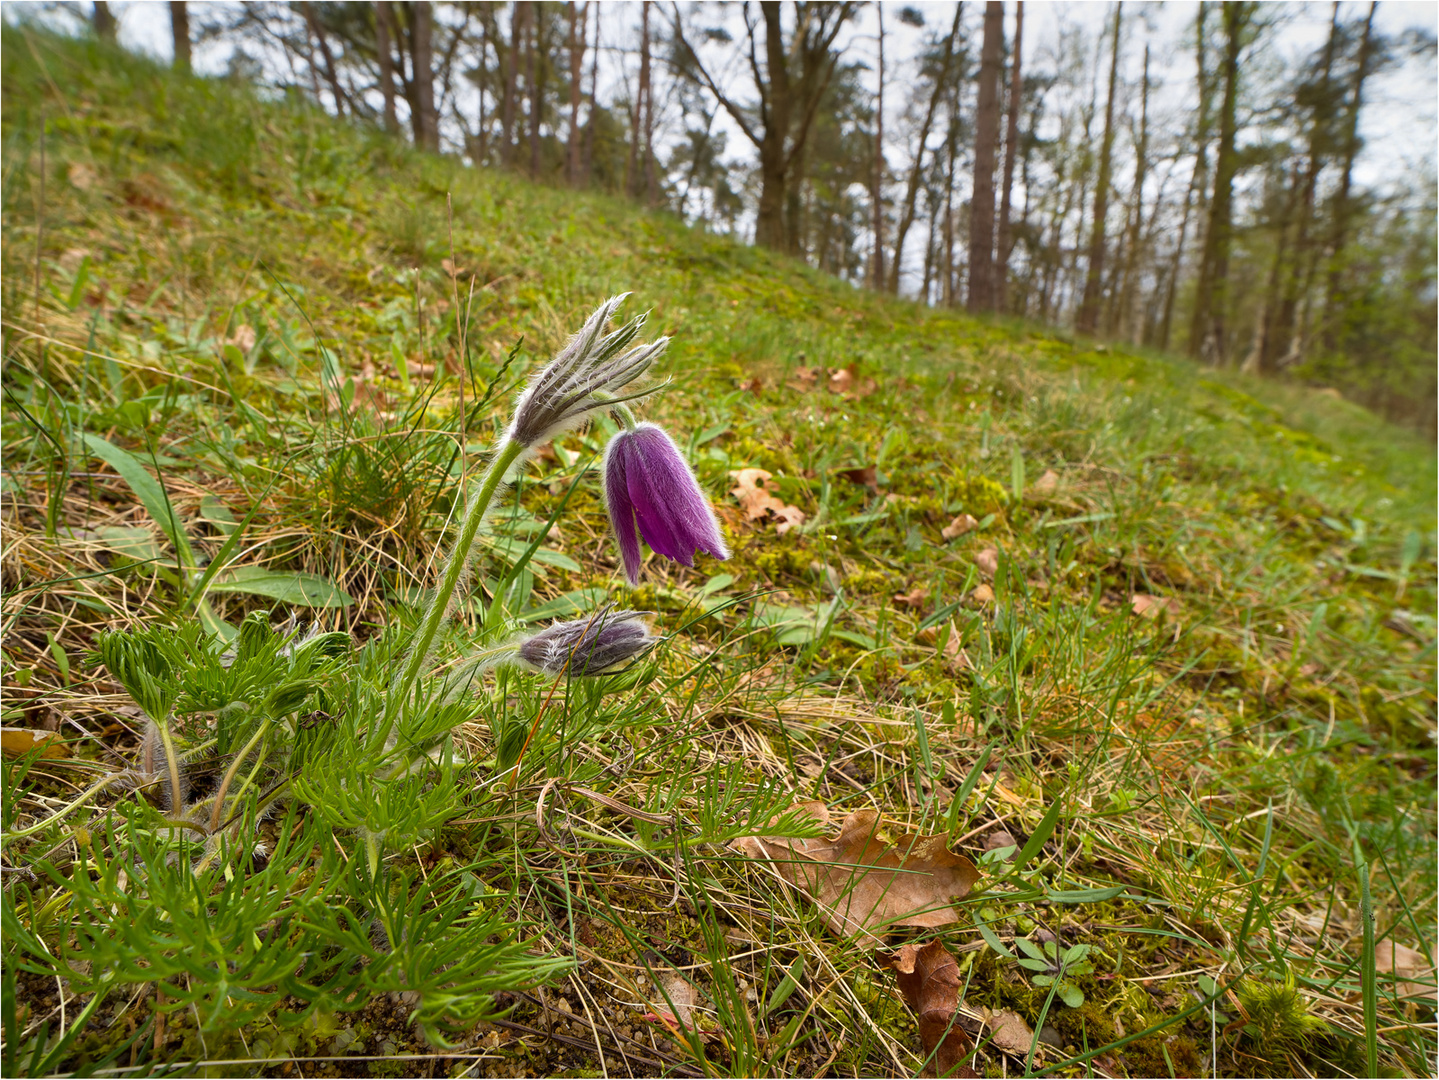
[2,28,1434,1079]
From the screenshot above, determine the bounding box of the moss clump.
[1119,1032,1204,1077]
[1236,974,1328,1053]
[752,545,811,583]
[843,568,890,596]
[949,474,1009,515]
[1052,1000,1117,1048]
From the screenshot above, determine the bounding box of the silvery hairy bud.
[514,608,656,676]
[508,295,668,448]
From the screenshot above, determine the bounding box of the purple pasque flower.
[603,422,730,585]
[508,295,669,448]
[515,607,655,676]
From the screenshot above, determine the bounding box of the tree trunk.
[1188,1,1249,364]
[375,3,399,133]
[626,35,640,197]
[1242,169,1296,374]
[753,3,794,251]
[1323,0,1377,350]
[303,5,349,117]
[1116,43,1149,342]
[583,3,599,184]
[995,0,1024,312]
[941,50,964,308]
[169,2,191,72]
[1275,2,1340,367]
[567,2,584,185]
[641,2,657,203]
[410,2,439,150]
[1075,2,1122,335]
[888,2,962,295]
[502,3,522,166]
[92,1,116,41]
[529,2,544,177]
[968,1,1005,313]
[1159,1,1212,351]
[922,195,940,302]
[870,6,885,289]
[672,1,854,253]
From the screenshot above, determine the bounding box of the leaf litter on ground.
[734,802,979,946]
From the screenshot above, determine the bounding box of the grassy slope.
[2,30,1435,1078]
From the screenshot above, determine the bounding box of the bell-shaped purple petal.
[602,423,729,585]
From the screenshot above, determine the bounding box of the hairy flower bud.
[515,608,656,676]
[508,295,668,448]
[603,422,729,585]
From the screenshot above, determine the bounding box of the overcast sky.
[13,0,1435,289]
[79,1,1434,184]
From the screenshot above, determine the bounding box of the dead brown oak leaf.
[974,547,1000,579]
[642,975,722,1045]
[225,324,257,351]
[68,161,98,191]
[893,586,928,611]
[827,365,879,398]
[1375,940,1437,1001]
[1,728,69,760]
[734,802,979,945]
[983,1008,1039,1057]
[787,365,819,392]
[729,468,806,535]
[889,941,978,1078]
[836,464,879,489]
[941,514,979,541]
[1131,593,1182,620]
[1031,469,1060,495]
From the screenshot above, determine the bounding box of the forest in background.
[67,0,1439,434]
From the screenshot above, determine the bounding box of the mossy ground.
[2,26,1434,1079]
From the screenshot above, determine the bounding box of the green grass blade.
[78,432,197,571]
[1013,795,1064,874]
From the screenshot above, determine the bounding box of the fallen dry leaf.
[67,162,98,190]
[734,803,980,945]
[983,830,1018,854]
[893,586,928,610]
[226,324,257,351]
[1032,469,1059,494]
[974,548,999,579]
[1375,940,1436,1000]
[739,375,764,394]
[970,584,995,604]
[439,257,468,277]
[837,465,878,489]
[941,514,979,541]
[826,366,878,398]
[729,468,807,535]
[983,1008,1037,1057]
[889,940,977,1078]
[788,366,819,391]
[1,728,69,760]
[643,973,722,1045]
[1131,593,1182,620]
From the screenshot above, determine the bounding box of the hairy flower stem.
[4,739,218,847]
[154,716,186,817]
[207,718,272,834]
[386,437,526,743]
[591,391,638,432]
